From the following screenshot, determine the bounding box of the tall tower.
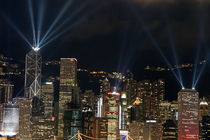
[105,91,120,140]
[58,58,77,138]
[24,48,42,98]
[178,89,199,140]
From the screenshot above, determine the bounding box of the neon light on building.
[105,92,120,140]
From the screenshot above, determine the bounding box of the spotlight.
[192,87,195,90]
[32,46,40,52]
[182,87,185,90]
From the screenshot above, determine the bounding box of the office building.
[42,81,54,119]
[178,89,199,140]
[13,98,32,140]
[24,49,42,98]
[58,58,77,138]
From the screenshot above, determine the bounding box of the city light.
[32,46,40,52]
[1,1,210,140]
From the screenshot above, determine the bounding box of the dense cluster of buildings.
[0,49,209,140]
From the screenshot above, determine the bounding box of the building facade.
[13,98,32,140]
[178,89,199,140]
[24,49,42,98]
[58,58,78,138]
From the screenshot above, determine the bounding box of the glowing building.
[42,81,54,119]
[130,97,144,123]
[64,86,81,139]
[119,92,129,129]
[100,78,110,94]
[199,98,209,120]
[96,96,103,118]
[0,103,19,137]
[123,75,137,105]
[13,98,32,140]
[129,122,144,140]
[143,120,162,140]
[31,116,55,140]
[178,89,199,140]
[139,79,165,121]
[105,91,120,140]
[159,101,172,124]
[162,119,177,140]
[0,80,14,103]
[24,49,42,98]
[58,58,77,138]
[94,118,108,139]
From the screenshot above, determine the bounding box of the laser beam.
[39,3,101,49]
[193,60,207,88]
[3,15,32,48]
[39,0,74,45]
[131,10,183,87]
[28,0,37,46]
[37,0,45,45]
[192,6,207,88]
[39,3,87,48]
[163,15,184,88]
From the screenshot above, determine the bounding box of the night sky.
[0,0,210,99]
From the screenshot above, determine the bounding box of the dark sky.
[0,0,210,99]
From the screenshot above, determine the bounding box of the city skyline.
[0,0,210,139]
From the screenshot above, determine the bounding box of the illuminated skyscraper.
[0,80,14,103]
[143,120,162,140]
[58,58,77,138]
[105,91,120,140]
[24,49,42,98]
[178,89,199,140]
[42,81,54,119]
[139,79,165,121]
[31,116,55,140]
[119,92,129,129]
[13,98,32,140]
[159,101,172,124]
[100,78,110,94]
[0,103,19,137]
[123,76,137,105]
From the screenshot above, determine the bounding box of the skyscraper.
[0,79,14,103]
[0,103,19,137]
[24,49,42,98]
[199,98,209,120]
[139,79,165,121]
[58,58,77,138]
[105,91,120,140]
[13,98,32,140]
[178,89,199,140]
[42,81,54,119]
